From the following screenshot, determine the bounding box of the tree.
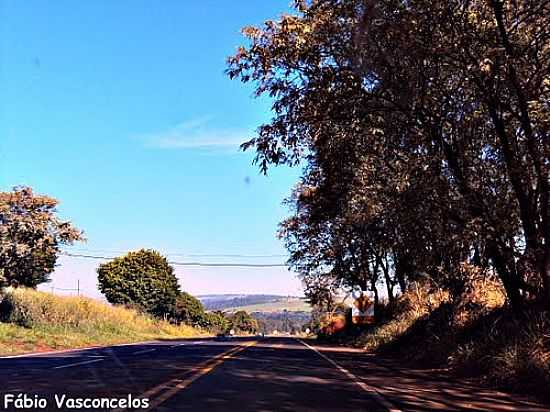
[0,187,83,288]
[205,310,230,334]
[174,292,208,326]
[97,249,180,318]
[228,0,549,310]
[228,310,259,334]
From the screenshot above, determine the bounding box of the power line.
[172,262,287,268]
[65,248,286,259]
[62,253,107,260]
[61,252,288,268]
[171,253,287,258]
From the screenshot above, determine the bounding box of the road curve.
[0,337,548,411]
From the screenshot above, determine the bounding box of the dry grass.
[449,309,550,398]
[0,288,203,356]
[356,281,451,352]
[350,270,550,401]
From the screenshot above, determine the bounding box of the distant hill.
[198,294,311,313]
[253,311,311,334]
[198,294,312,334]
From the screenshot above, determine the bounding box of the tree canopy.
[97,249,180,318]
[174,292,208,326]
[0,187,83,288]
[228,0,549,310]
[228,310,259,334]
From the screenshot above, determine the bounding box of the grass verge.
[324,272,550,402]
[0,288,204,356]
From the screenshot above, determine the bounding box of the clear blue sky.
[0,0,303,298]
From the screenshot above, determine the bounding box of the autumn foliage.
[0,187,83,288]
[228,0,549,312]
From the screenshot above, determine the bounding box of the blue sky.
[0,0,303,298]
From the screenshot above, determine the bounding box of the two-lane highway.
[1,337,548,411]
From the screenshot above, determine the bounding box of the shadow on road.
[0,337,548,411]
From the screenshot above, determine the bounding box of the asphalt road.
[0,337,548,412]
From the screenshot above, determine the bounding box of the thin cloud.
[143,117,251,151]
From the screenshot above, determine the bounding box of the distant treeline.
[252,311,310,334]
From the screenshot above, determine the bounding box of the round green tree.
[205,310,230,334]
[97,249,180,318]
[174,292,208,326]
[229,310,259,334]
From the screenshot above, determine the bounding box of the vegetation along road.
[1,336,548,412]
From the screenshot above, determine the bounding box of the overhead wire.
[61,252,288,268]
[65,248,286,259]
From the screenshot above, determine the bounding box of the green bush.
[228,310,259,334]
[173,292,208,326]
[205,311,230,334]
[0,292,34,327]
[172,294,234,334]
[97,249,180,318]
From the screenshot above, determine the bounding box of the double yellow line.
[115,340,257,412]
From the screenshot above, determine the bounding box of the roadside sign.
[352,291,375,325]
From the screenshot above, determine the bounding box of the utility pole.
[77,279,80,296]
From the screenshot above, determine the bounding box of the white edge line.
[297,339,402,412]
[170,341,204,348]
[0,340,159,359]
[132,349,157,355]
[53,358,105,370]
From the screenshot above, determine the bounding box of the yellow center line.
[114,340,257,412]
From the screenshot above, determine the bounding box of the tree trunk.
[377,253,394,302]
[394,251,408,293]
[488,242,523,311]
[490,0,549,303]
[370,277,379,307]
[542,247,550,307]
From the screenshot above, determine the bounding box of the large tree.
[0,186,83,288]
[228,0,549,309]
[97,249,180,318]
